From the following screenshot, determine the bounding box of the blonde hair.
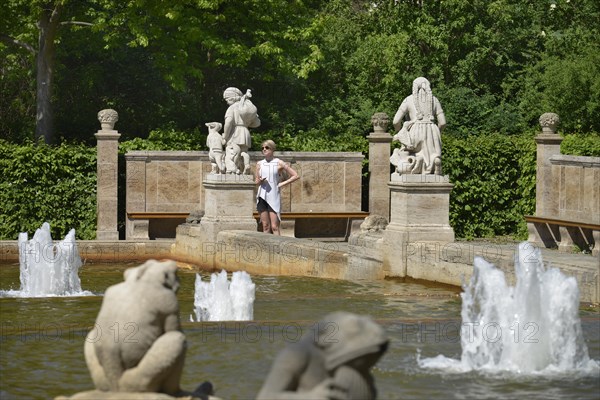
[261,140,277,151]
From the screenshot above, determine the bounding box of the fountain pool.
[0,261,598,399]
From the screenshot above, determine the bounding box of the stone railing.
[124,150,364,239]
[527,113,600,255]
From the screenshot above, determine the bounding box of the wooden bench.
[127,212,191,240]
[128,212,190,220]
[524,215,599,255]
[127,211,370,240]
[252,211,369,219]
[127,211,369,220]
[254,211,369,240]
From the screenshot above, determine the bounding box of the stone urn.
[539,112,559,134]
[371,112,389,134]
[98,109,119,130]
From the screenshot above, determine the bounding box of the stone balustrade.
[528,113,600,256]
[124,150,364,239]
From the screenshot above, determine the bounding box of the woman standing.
[255,140,299,235]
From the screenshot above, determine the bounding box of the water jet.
[192,270,256,321]
[1,223,89,297]
[419,242,599,375]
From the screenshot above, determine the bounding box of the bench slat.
[128,211,369,220]
[128,212,190,219]
[524,215,600,231]
[253,212,369,219]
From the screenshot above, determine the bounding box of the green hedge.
[561,133,600,157]
[119,125,204,153]
[0,140,97,240]
[441,132,599,239]
[443,133,536,239]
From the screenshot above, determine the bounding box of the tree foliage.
[2,0,599,145]
[1,0,324,143]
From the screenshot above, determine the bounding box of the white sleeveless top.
[256,158,281,220]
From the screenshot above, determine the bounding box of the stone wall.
[549,155,600,223]
[125,151,364,239]
[528,115,600,255]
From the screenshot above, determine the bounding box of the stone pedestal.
[368,113,392,219]
[171,174,257,267]
[200,174,258,239]
[382,174,454,277]
[95,109,120,240]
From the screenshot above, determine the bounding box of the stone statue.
[257,312,388,400]
[82,260,214,399]
[84,260,185,394]
[222,87,261,175]
[360,215,389,233]
[205,122,225,174]
[186,210,205,224]
[391,77,446,175]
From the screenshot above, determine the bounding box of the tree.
[1,0,96,144]
[1,0,326,144]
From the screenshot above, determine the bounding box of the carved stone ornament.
[539,112,560,134]
[360,215,389,232]
[98,109,119,130]
[371,112,389,133]
[186,210,205,224]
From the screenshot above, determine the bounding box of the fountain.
[2,222,88,297]
[419,242,599,374]
[0,260,598,398]
[192,270,255,321]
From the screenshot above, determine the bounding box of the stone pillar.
[368,113,392,219]
[383,174,454,277]
[95,109,120,240]
[535,112,562,217]
[171,174,257,268]
[527,113,562,249]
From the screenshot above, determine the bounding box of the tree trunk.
[35,4,61,145]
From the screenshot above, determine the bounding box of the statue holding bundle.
[222,87,261,175]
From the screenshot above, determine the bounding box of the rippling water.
[0,262,598,399]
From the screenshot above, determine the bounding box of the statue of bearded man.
[391,77,446,175]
